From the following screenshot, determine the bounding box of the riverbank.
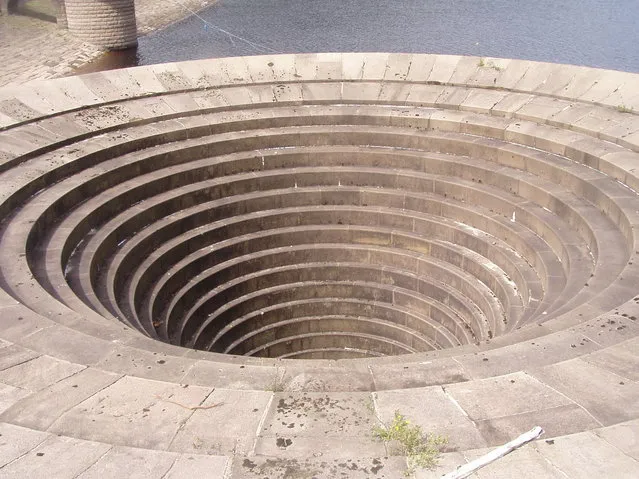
[0,0,219,87]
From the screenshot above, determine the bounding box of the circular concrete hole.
[17,95,635,360]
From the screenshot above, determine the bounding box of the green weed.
[373,411,448,476]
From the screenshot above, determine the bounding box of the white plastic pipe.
[442,426,544,479]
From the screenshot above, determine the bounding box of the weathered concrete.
[0,54,637,477]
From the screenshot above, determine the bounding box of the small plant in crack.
[268,379,285,392]
[478,57,503,71]
[364,396,375,413]
[617,104,634,113]
[267,368,286,392]
[373,411,448,476]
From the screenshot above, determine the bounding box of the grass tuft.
[478,57,503,71]
[373,411,448,476]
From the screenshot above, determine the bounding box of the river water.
[92,0,639,72]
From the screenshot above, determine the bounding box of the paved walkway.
[0,0,219,87]
[0,14,102,87]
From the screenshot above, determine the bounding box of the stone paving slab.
[0,422,230,479]
[553,313,639,349]
[17,325,116,365]
[529,358,639,426]
[0,383,29,416]
[49,375,212,450]
[463,445,566,478]
[0,422,48,468]
[373,386,488,451]
[1,420,635,478]
[0,355,84,392]
[94,345,195,383]
[369,357,471,390]
[532,431,639,478]
[260,392,373,437]
[0,434,110,479]
[229,454,408,479]
[595,419,639,461]
[0,368,121,430]
[279,363,375,392]
[443,371,573,421]
[76,446,177,479]
[474,403,601,448]
[254,435,386,460]
[180,359,281,390]
[582,336,639,381]
[0,344,38,371]
[170,388,272,455]
[255,391,384,458]
[457,423,639,478]
[164,454,229,479]
[453,328,601,379]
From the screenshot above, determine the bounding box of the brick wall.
[65,0,137,50]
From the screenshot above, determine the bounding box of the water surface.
[97,0,639,72]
